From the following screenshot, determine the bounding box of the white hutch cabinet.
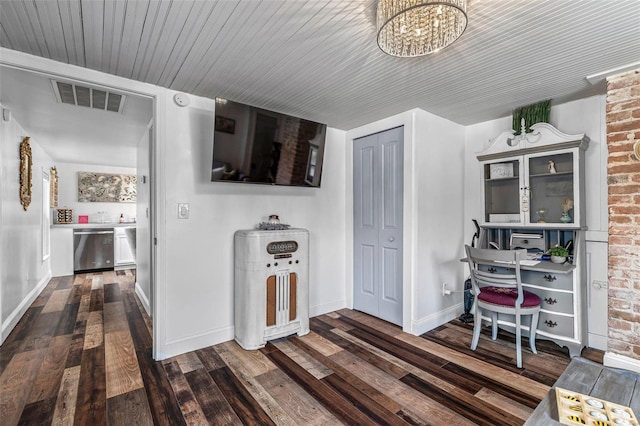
[475,122,589,357]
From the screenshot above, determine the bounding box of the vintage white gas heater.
[234,228,309,350]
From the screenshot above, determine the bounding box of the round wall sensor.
[173,93,190,107]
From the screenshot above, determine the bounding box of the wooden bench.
[525,357,640,425]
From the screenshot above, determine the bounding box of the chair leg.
[491,311,498,340]
[529,311,539,354]
[471,304,481,351]
[515,314,522,369]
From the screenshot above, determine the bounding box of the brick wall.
[606,69,640,360]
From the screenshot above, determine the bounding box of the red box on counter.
[78,215,89,224]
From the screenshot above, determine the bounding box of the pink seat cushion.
[478,286,541,308]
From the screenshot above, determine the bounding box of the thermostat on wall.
[173,93,190,107]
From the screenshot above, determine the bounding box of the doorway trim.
[345,110,418,333]
[0,48,167,360]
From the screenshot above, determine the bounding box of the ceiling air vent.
[51,80,126,113]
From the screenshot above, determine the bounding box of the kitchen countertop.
[51,222,137,229]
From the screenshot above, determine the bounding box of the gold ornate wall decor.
[19,137,32,211]
[50,166,58,207]
[78,172,136,202]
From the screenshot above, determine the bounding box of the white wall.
[0,107,54,343]
[413,110,466,329]
[54,161,137,223]
[157,93,347,357]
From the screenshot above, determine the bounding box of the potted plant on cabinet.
[548,246,569,264]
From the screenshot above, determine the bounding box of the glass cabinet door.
[527,151,575,225]
[483,159,521,224]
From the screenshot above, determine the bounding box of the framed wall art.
[78,172,137,202]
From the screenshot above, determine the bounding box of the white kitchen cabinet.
[114,227,136,267]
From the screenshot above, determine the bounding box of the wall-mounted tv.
[211,98,327,187]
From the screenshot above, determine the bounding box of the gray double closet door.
[353,126,403,326]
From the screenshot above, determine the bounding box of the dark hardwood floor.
[0,271,601,425]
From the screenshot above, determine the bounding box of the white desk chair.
[465,245,542,368]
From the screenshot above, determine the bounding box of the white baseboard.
[1,272,51,344]
[603,351,640,374]
[587,333,608,351]
[154,299,346,360]
[410,303,463,336]
[310,299,346,318]
[134,282,151,317]
[156,325,234,361]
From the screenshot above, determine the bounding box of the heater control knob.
[267,263,271,268]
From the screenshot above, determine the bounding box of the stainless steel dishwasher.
[73,228,114,272]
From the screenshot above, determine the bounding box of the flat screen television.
[211,98,327,187]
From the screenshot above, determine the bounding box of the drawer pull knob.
[488,267,497,273]
[544,320,558,328]
[543,274,556,282]
[544,297,558,305]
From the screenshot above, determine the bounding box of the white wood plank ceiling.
[1,0,640,129]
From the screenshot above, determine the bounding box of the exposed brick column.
[606,69,640,360]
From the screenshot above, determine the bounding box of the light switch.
[178,203,189,219]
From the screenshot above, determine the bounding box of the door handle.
[388,237,395,242]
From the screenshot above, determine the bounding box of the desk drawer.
[526,287,573,315]
[478,264,511,275]
[521,270,573,291]
[538,311,574,339]
[510,235,545,251]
